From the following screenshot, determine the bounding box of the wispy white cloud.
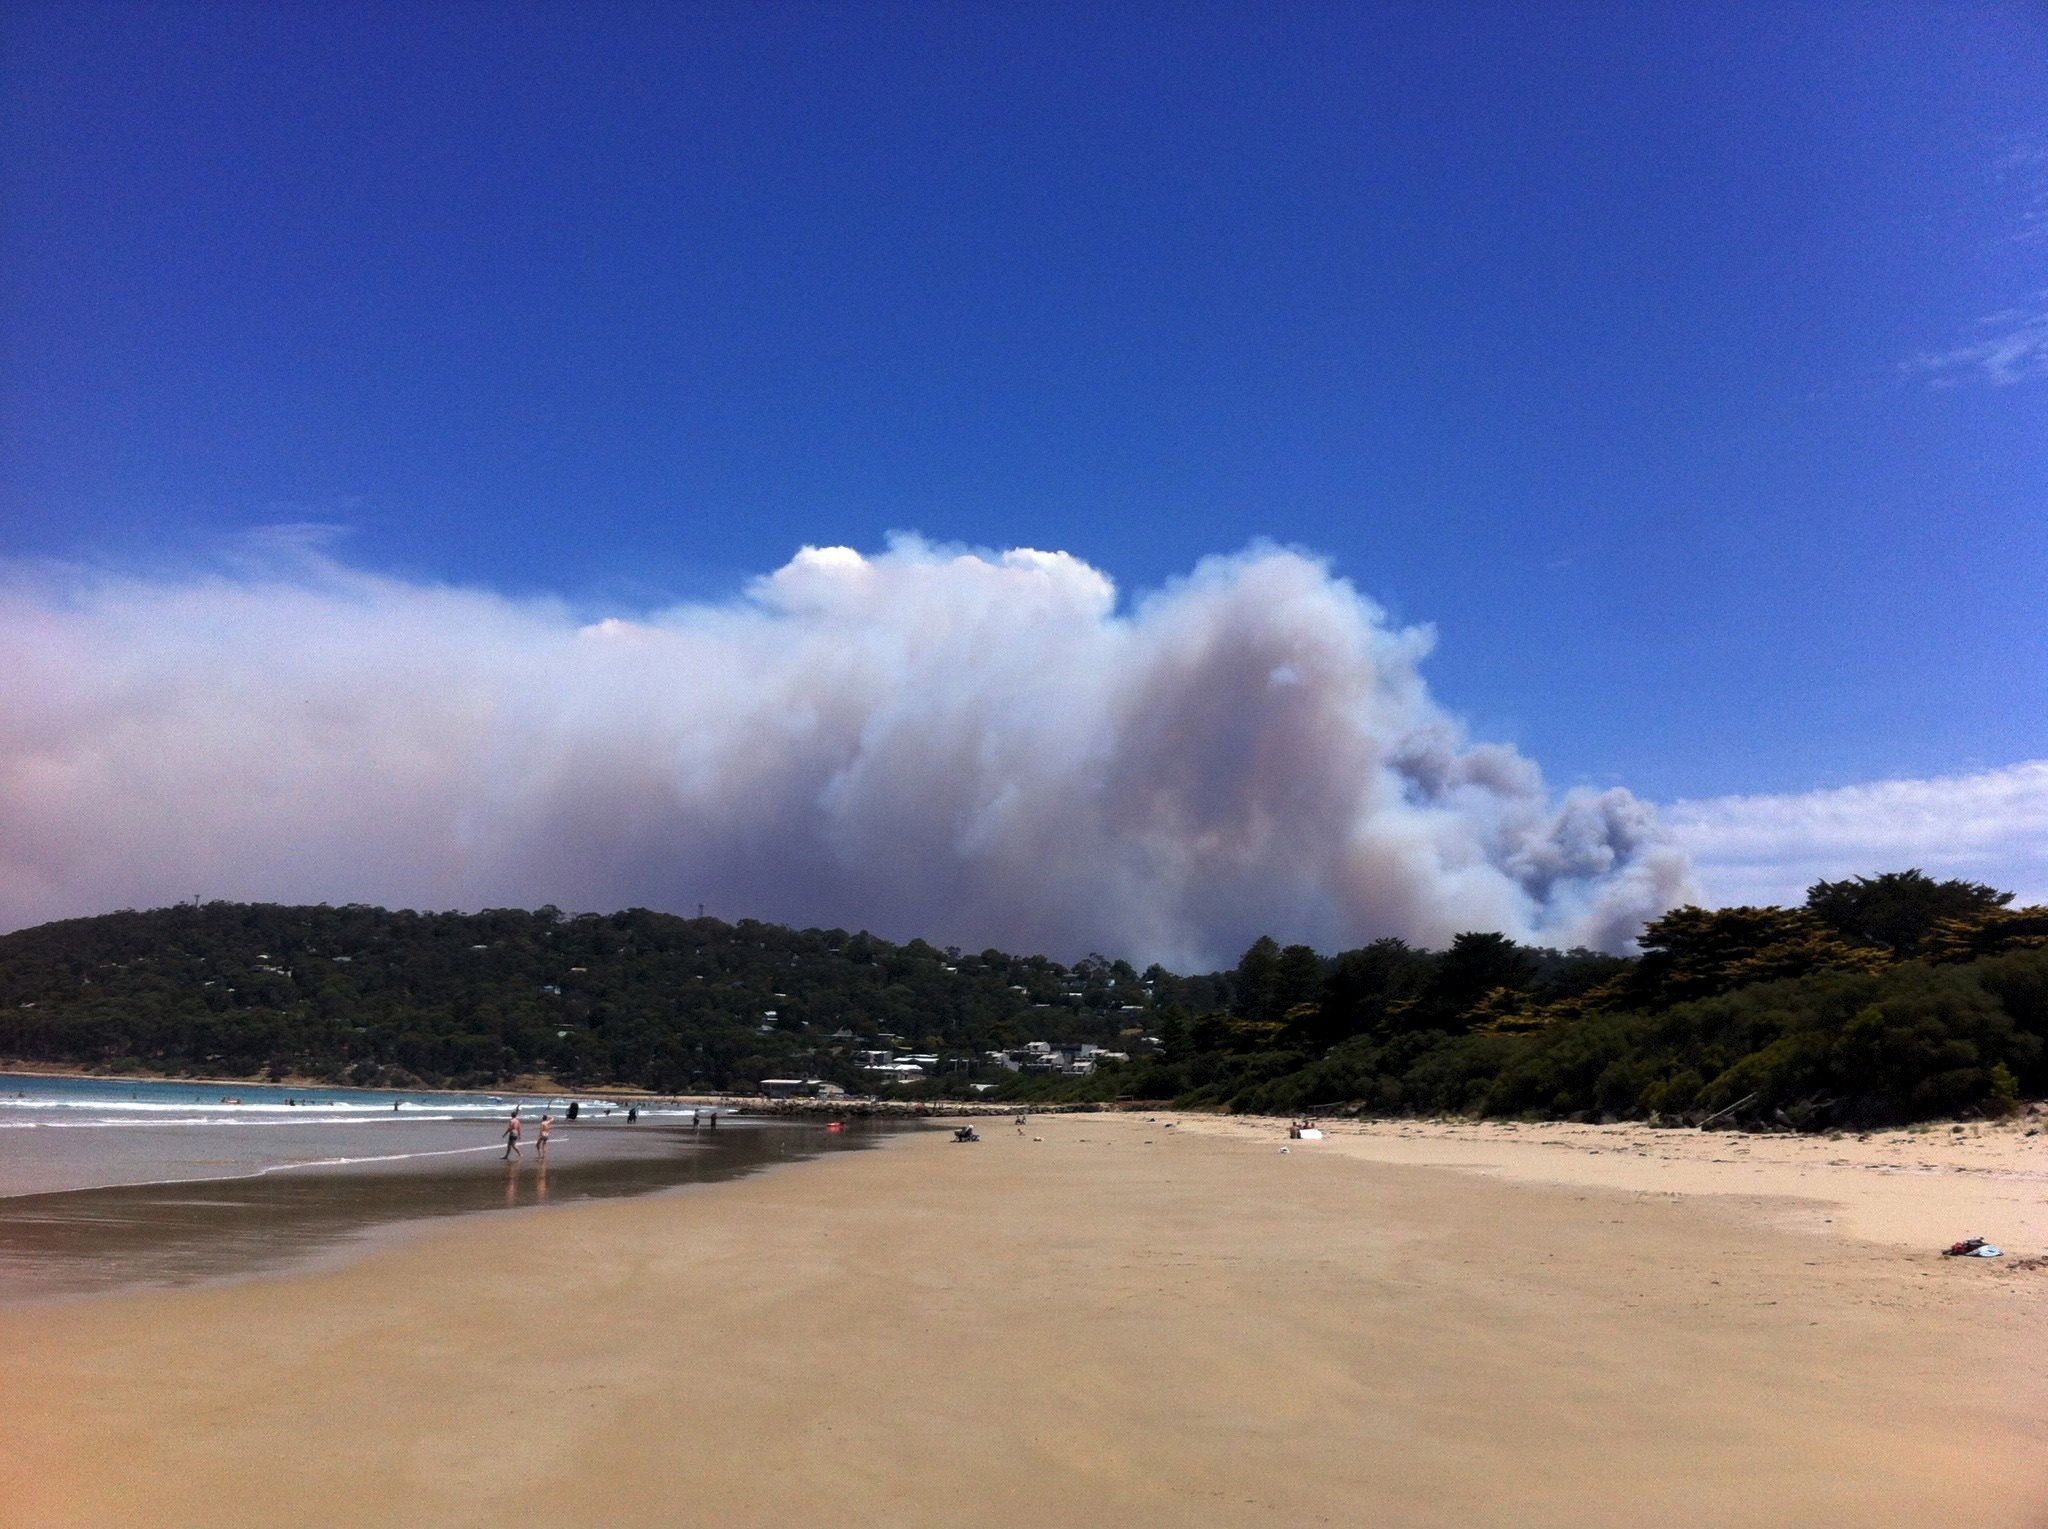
[1905,140,2048,387]
[1667,761,2048,910]
[1905,293,2048,387]
[0,536,1692,965]
[2000,140,2048,248]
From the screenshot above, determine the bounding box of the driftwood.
[1695,1091,1758,1129]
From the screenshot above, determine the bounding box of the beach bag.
[1943,1237,2000,1258]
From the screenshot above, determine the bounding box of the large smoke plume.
[0,536,1691,967]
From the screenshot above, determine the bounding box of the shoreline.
[0,1061,1092,1116]
[0,1107,909,1308]
[13,1107,2040,1312]
[0,1117,905,1315]
[14,1057,2040,1128]
[0,1058,727,1101]
[4,1111,2041,1527]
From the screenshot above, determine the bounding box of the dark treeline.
[1010,871,2048,1127]
[1,870,2043,1127]
[0,903,1158,1093]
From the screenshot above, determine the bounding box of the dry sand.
[3,1113,2043,1528]
[1172,1111,2048,1252]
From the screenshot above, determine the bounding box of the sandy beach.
[1170,1110,2048,1252]
[3,1112,2043,1529]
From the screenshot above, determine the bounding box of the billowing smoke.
[0,536,1692,967]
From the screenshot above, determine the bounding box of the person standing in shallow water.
[502,1111,522,1160]
[536,1114,552,1160]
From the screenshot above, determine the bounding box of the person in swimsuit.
[536,1114,552,1160]
[503,1111,522,1160]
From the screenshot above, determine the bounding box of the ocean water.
[0,1073,875,1302]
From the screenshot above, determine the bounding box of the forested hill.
[0,903,1167,1092]
[4,872,2045,1127]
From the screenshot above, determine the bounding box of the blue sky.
[2,3,2045,942]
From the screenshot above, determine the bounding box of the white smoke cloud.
[1669,762,2048,911]
[0,535,1693,967]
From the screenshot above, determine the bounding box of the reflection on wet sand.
[0,1120,887,1303]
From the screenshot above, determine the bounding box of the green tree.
[1301,938,1427,1048]
[1271,944,1323,1018]
[1231,936,1282,1019]
[1154,1006,1193,1063]
[1923,905,2048,964]
[1415,932,1538,1029]
[1805,870,2011,956]
[1631,905,1886,1006]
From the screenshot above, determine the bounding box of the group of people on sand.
[501,1110,552,1161]
[498,1098,693,1161]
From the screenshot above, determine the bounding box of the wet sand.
[2,1113,2042,1528]
[0,1118,883,1303]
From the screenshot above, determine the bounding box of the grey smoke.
[0,536,1693,967]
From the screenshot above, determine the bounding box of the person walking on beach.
[536,1114,552,1160]
[503,1111,522,1160]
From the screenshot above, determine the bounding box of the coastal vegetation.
[1010,872,2048,1127]
[1,870,2041,1127]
